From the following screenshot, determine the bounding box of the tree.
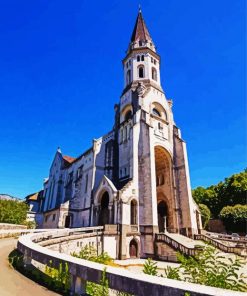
[219,204,247,233]
[198,204,211,228]
[192,186,219,218]
[0,200,28,224]
[192,170,247,219]
[218,171,247,207]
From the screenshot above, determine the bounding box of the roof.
[131,9,152,43]
[25,190,43,202]
[63,155,76,164]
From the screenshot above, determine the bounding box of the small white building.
[39,9,201,259]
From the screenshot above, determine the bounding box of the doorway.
[129,239,138,258]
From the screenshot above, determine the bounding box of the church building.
[39,9,201,259]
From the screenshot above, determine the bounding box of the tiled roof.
[131,10,152,43]
[63,155,76,163]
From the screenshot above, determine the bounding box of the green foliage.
[163,245,247,292]
[219,204,247,232]
[86,267,109,296]
[8,249,71,295]
[0,199,28,224]
[45,260,71,292]
[192,170,247,223]
[143,258,158,276]
[71,244,113,265]
[164,265,180,280]
[23,220,36,229]
[198,204,211,228]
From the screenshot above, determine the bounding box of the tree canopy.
[192,170,247,218]
[0,199,28,225]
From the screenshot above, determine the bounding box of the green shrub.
[219,204,247,233]
[86,267,109,296]
[71,245,113,265]
[143,258,158,276]
[164,245,247,292]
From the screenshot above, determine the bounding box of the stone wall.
[0,223,27,230]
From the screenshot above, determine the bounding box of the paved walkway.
[0,238,59,296]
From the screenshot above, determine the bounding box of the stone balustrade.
[17,227,246,296]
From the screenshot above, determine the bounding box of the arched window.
[131,200,137,225]
[137,55,140,62]
[125,110,132,121]
[141,55,144,61]
[98,192,110,225]
[152,67,157,81]
[126,69,131,85]
[152,108,161,117]
[138,66,144,78]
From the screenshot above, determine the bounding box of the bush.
[71,245,113,265]
[143,258,158,276]
[164,245,247,292]
[0,199,28,224]
[199,204,211,228]
[219,204,247,233]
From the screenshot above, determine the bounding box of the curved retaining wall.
[17,227,245,296]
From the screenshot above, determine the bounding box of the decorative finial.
[139,4,141,13]
[57,147,62,153]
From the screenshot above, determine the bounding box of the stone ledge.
[17,228,246,296]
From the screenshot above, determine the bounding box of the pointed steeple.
[131,8,152,43]
[128,8,155,53]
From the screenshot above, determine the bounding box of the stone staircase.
[155,232,205,261]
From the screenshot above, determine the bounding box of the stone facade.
[38,9,201,259]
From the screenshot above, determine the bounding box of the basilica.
[37,9,201,259]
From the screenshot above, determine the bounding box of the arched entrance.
[98,191,110,226]
[129,239,138,258]
[155,146,175,232]
[157,201,168,232]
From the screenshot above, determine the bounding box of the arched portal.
[98,191,110,226]
[129,239,138,258]
[155,146,176,232]
[157,201,168,232]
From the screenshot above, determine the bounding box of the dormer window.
[138,66,144,78]
[139,40,142,46]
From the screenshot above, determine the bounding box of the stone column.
[71,275,86,295]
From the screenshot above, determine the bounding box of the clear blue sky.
[0,0,245,198]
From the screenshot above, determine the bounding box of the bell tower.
[116,8,200,259]
[123,8,161,90]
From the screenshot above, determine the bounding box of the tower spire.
[128,8,155,53]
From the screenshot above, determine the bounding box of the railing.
[155,233,203,257]
[17,228,245,296]
[194,234,247,256]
